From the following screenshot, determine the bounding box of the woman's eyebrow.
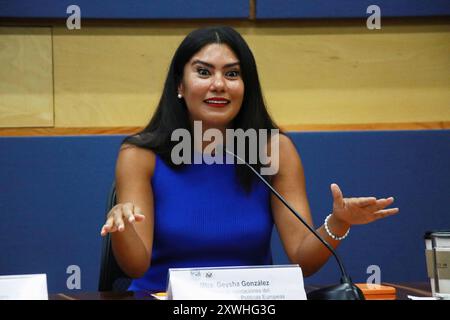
[191,59,240,69]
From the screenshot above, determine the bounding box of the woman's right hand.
[100,202,146,236]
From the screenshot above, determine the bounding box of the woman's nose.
[210,74,225,92]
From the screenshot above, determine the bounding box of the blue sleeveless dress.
[128,154,274,292]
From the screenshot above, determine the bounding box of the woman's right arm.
[100,144,156,278]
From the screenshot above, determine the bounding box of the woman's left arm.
[271,135,399,277]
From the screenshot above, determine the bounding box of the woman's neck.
[191,120,228,154]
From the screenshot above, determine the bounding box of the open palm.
[331,183,399,226]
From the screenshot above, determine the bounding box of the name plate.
[166,265,306,300]
[0,274,48,300]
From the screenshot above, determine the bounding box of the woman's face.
[179,43,244,130]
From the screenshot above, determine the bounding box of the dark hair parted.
[123,26,280,193]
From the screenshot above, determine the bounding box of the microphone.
[225,149,365,300]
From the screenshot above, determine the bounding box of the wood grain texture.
[0,27,53,127]
[52,26,191,127]
[240,24,450,126]
[0,122,448,136]
[0,127,140,136]
[51,23,449,127]
[1,21,449,129]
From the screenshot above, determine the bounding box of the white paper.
[166,264,306,300]
[407,295,438,300]
[0,274,48,300]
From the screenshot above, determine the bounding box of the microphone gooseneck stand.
[225,149,365,300]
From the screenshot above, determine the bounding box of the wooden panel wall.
[52,27,190,127]
[0,27,53,127]
[1,21,449,132]
[241,23,450,126]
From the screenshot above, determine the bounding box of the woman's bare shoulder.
[275,133,301,161]
[116,144,156,178]
[276,133,303,175]
[278,133,297,152]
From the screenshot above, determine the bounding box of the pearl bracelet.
[324,213,350,241]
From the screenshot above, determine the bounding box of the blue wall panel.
[0,0,249,19]
[274,130,450,286]
[257,0,450,19]
[0,131,449,293]
[0,136,123,293]
[2,1,449,20]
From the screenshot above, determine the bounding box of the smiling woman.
[99,26,399,293]
[178,44,244,131]
[122,26,278,192]
[178,43,244,133]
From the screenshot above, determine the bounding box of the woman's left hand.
[330,183,399,226]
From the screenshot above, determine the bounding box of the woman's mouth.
[203,97,230,108]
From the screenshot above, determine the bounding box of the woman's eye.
[226,70,240,78]
[197,68,210,76]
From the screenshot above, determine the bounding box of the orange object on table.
[355,283,397,300]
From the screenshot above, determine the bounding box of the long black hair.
[124,26,280,193]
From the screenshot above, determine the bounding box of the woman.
[100,26,399,292]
